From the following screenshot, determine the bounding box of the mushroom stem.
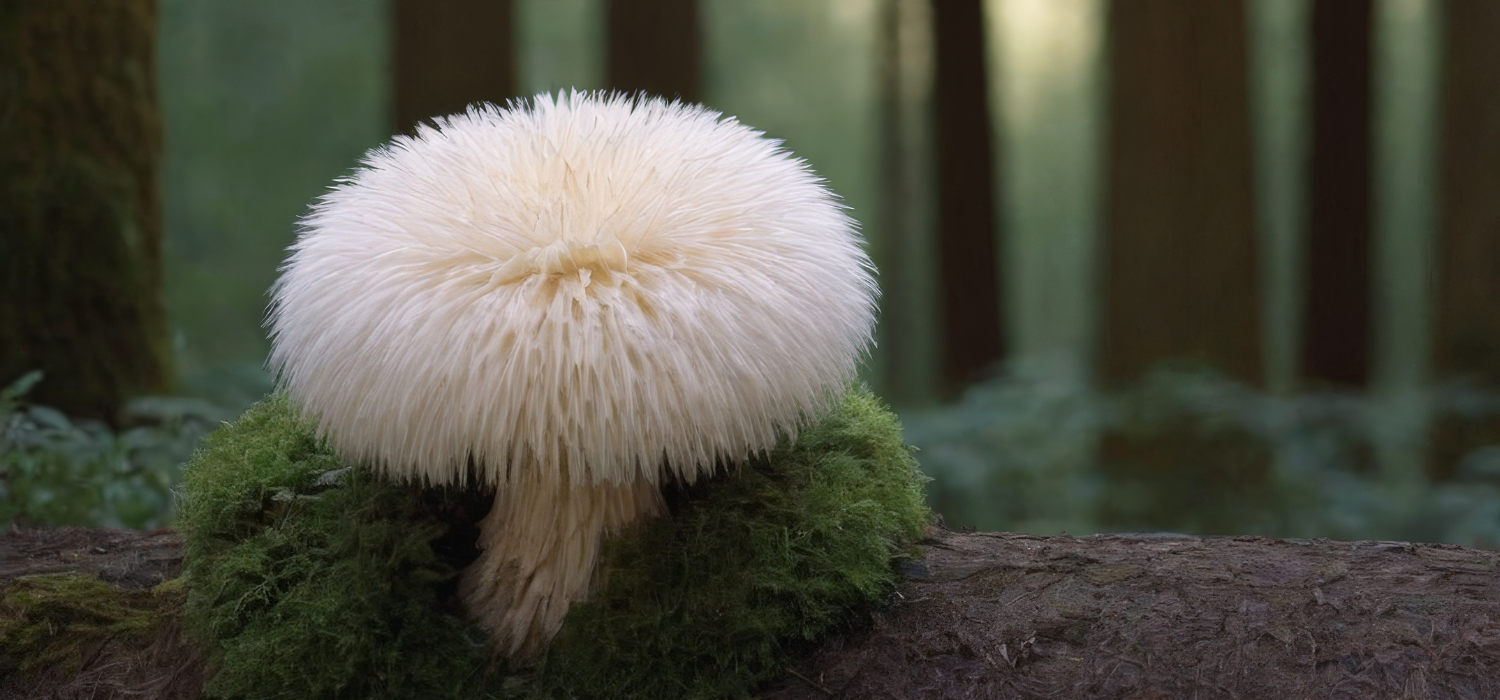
[459,473,666,662]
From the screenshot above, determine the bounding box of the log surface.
[0,526,182,590]
[765,528,1500,699]
[4,526,1499,699]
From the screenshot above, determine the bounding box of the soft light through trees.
[1248,0,1311,395]
[1371,0,1438,482]
[985,0,1104,388]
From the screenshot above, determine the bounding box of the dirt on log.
[3,526,1498,699]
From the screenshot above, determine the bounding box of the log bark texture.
[4,526,1498,699]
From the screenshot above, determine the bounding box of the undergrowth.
[178,387,929,700]
[908,365,1500,546]
[1,370,229,528]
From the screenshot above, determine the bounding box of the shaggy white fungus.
[267,92,877,659]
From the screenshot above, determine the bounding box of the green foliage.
[1,371,224,528]
[0,573,181,678]
[908,366,1500,547]
[178,388,929,700]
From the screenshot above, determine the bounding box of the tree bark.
[1431,0,1500,480]
[1302,0,1373,390]
[0,0,171,422]
[605,0,702,104]
[932,0,1004,397]
[1101,0,1262,387]
[393,0,516,134]
[6,526,1499,699]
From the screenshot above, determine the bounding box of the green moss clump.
[0,573,179,678]
[178,387,929,699]
[529,388,930,699]
[177,393,492,700]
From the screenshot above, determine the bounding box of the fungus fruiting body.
[268,92,878,659]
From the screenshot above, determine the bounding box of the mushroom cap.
[268,92,877,488]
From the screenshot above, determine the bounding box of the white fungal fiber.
[268,92,877,490]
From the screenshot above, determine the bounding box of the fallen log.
[4,526,1498,699]
[0,527,201,700]
[764,528,1500,699]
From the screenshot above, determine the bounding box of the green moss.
[529,388,930,699]
[0,573,180,678]
[177,393,492,699]
[178,388,929,699]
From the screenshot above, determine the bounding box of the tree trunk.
[932,0,1004,396]
[605,0,702,104]
[1097,0,1266,534]
[1302,0,1373,390]
[393,0,516,134]
[0,0,171,422]
[1100,0,1262,387]
[6,526,1499,699]
[1431,0,1500,480]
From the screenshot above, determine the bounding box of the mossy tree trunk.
[1302,0,1373,390]
[393,0,517,135]
[0,0,171,422]
[1097,0,1267,533]
[1430,1,1500,481]
[606,0,702,104]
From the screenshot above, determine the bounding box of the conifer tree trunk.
[0,0,171,421]
[393,0,516,134]
[1100,0,1262,388]
[1431,0,1500,479]
[932,0,1003,396]
[606,0,702,104]
[1098,0,1265,533]
[1302,0,1373,389]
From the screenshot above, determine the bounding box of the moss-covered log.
[0,0,171,422]
[0,527,199,700]
[5,526,1498,699]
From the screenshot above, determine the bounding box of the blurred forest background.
[5,0,1500,548]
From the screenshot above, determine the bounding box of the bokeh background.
[5,0,1500,547]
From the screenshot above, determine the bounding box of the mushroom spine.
[268,92,877,660]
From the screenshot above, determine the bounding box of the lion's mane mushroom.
[267,92,876,660]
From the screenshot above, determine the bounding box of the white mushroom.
[267,92,877,660]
